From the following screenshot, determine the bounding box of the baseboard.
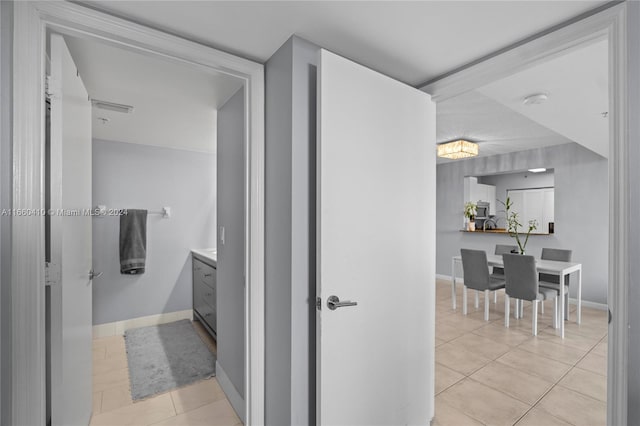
[436,274,608,310]
[569,298,608,311]
[216,360,245,424]
[436,274,462,282]
[92,309,193,338]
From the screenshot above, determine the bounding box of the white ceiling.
[437,91,574,162]
[64,35,244,153]
[437,39,608,162]
[478,39,609,158]
[84,1,605,86]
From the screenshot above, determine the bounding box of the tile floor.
[90,320,242,426]
[89,282,606,426]
[433,278,607,426]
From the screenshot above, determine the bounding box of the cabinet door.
[487,185,497,215]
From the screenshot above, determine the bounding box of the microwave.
[476,201,490,218]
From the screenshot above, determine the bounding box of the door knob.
[89,269,103,280]
[327,295,358,311]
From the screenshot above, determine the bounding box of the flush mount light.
[91,99,134,114]
[528,168,547,173]
[437,139,479,159]
[523,93,548,106]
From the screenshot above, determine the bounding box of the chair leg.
[520,299,524,318]
[463,286,468,316]
[514,299,519,319]
[494,290,498,304]
[532,300,538,336]
[505,294,510,328]
[541,300,545,315]
[475,291,479,309]
[484,290,490,321]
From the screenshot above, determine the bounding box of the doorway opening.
[425,5,625,424]
[44,30,248,425]
[10,3,265,425]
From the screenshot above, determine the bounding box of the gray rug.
[124,319,216,400]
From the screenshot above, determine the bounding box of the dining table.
[450,254,582,338]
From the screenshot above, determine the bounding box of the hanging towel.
[120,209,147,275]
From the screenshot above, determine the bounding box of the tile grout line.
[510,333,606,426]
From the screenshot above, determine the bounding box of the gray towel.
[120,209,147,275]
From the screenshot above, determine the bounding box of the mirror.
[464,168,554,234]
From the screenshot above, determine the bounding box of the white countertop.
[191,248,217,266]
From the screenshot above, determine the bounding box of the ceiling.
[437,91,574,161]
[84,1,605,86]
[478,39,608,158]
[437,39,609,162]
[64,35,244,153]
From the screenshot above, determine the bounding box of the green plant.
[463,202,477,221]
[499,197,537,254]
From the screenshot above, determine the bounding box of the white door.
[49,33,94,426]
[316,50,436,425]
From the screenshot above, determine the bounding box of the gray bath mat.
[124,319,216,400]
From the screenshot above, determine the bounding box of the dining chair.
[539,248,572,321]
[460,249,505,321]
[502,253,565,335]
[490,244,518,303]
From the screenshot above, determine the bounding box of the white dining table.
[450,254,582,338]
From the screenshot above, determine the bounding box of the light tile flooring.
[90,320,242,426]
[89,283,606,425]
[433,278,607,426]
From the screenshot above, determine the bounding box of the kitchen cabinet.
[507,187,555,233]
[192,254,217,338]
[464,177,497,215]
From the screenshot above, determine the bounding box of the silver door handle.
[89,270,103,280]
[327,295,358,311]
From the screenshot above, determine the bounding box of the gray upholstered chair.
[490,244,518,303]
[460,249,505,321]
[502,253,566,335]
[539,248,572,321]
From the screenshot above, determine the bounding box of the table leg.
[475,291,479,309]
[451,258,456,310]
[559,280,565,338]
[577,267,582,324]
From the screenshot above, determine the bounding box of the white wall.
[627,1,640,422]
[265,35,319,426]
[216,86,246,413]
[0,2,13,423]
[92,139,216,325]
[437,143,608,304]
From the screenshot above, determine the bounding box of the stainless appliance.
[474,201,490,229]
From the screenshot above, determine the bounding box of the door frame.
[420,3,628,425]
[11,2,265,425]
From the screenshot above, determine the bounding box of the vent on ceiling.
[91,99,134,114]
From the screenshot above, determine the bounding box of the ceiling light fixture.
[437,139,479,159]
[528,168,547,173]
[523,93,548,106]
[91,99,134,114]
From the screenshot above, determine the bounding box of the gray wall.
[92,139,216,325]
[265,36,319,426]
[0,1,13,423]
[627,1,640,422]
[437,143,608,304]
[216,87,246,403]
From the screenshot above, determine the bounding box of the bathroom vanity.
[191,249,217,338]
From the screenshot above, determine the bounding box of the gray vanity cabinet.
[192,256,217,338]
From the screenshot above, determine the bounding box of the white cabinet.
[464,177,497,215]
[507,188,554,233]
